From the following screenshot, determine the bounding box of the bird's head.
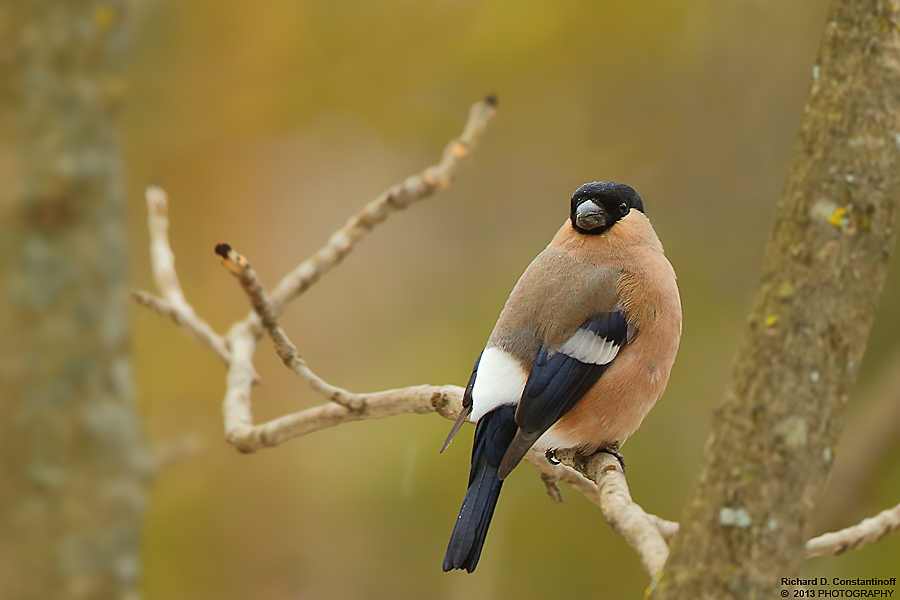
[570,182,644,235]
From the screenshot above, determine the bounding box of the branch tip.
[216,244,247,276]
[133,184,232,364]
[214,243,232,258]
[145,184,168,209]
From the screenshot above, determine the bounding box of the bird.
[440,181,682,573]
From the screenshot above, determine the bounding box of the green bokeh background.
[125,1,900,598]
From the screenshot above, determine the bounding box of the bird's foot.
[545,449,561,465]
[596,444,625,471]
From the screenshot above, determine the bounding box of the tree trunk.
[0,1,146,598]
[653,2,900,598]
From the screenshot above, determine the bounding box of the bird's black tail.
[443,404,518,573]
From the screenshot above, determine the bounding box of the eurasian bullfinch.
[441,181,682,573]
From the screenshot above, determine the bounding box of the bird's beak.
[575,200,607,230]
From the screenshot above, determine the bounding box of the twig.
[806,501,900,558]
[539,472,565,505]
[136,186,231,364]
[221,319,462,453]
[215,243,360,409]
[525,449,602,503]
[555,449,671,579]
[130,289,184,328]
[646,513,680,545]
[147,185,188,307]
[261,95,497,320]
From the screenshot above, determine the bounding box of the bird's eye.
[619,202,629,215]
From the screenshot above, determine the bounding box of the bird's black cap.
[570,182,644,235]
[571,182,644,213]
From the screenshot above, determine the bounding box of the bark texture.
[653,2,900,599]
[0,1,146,598]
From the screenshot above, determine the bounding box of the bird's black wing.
[497,310,628,479]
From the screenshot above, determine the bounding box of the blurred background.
[61,0,900,597]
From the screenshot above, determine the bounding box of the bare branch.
[525,449,601,505]
[146,185,188,307]
[214,243,361,409]
[539,472,565,505]
[130,288,179,322]
[586,454,671,579]
[263,95,497,319]
[135,186,231,364]
[221,319,463,453]
[128,289,229,363]
[806,501,900,558]
[555,449,672,579]
[646,513,680,546]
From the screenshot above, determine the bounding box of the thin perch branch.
[524,449,679,546]
[806,501,900,558]
[220,319,462,453]
[556,449,671,579]
[215,243,359,409]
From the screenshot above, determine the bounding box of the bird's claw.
[597,444,625,471]
[545,449,561,465]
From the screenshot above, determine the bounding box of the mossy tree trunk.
[0,1,146,598]
[654,2,900,598]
